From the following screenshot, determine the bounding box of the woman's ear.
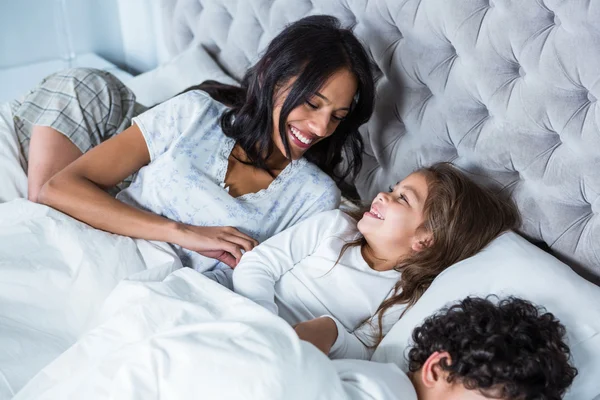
[411,232,433,252]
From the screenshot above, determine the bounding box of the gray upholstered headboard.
[159,0,600,284]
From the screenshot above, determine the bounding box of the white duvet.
[0,200,407,400]
[0,100,408,400]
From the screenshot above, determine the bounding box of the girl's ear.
[411,232,433,252]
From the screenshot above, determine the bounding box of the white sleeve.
[325,296,406,360]
[333,360,418,400]
[132,91,213,161]
[325,315,373,360]
[232,210,344,315]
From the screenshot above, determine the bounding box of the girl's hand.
[294,317,338,355]
[173,224,259,268]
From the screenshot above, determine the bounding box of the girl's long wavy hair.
[182,15,377,184]
[344,163,521,347]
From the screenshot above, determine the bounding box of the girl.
[232,163,520,359]
[20,16,376,283]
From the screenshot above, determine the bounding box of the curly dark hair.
[407,296,578,400]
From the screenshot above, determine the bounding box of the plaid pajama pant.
[10,68,147,162]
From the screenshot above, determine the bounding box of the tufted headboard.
[159,0,600,284]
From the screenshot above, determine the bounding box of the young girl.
[232,162,520,359]
[20,16,376,282]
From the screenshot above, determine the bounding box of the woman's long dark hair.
[184,15,376,184]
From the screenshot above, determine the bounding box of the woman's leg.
[11,68,144,202]
[26,126,82,202]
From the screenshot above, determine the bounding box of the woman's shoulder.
[278,161,342,214]
[165,90,230,143]
[173,89,228,115]
[293,161,339,192]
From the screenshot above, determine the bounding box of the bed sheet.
[0,200,407,399]
[12,266,393,400]
[0,102,27,203]
[0,199,182,397]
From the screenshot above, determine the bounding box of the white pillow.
[0,102,27,202]
[127,42,238,107]
[372,232,600,400]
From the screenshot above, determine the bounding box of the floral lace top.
[117,90,340,272]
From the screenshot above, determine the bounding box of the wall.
[116,0,171,74]
[0,0,129,71]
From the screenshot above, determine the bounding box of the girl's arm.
[38,124,256,267]
[232,210,342,314]
[296,303,406,360]
[293,316,371,359]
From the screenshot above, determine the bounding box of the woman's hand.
[172,224,259,268]
[294,317,338,355]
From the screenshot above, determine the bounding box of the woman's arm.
[232,210,342,314]
[38,124,256,267]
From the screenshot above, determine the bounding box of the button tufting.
[488,0,495,8]
[448,43,457,56]
[481,106,490,118]
[518,66,526,77]
[553,14,561,26]
[588,91,597,103]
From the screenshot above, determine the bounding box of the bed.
[1,0,599,398]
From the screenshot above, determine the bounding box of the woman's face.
[357,172,431,260]
[271,68,358,161]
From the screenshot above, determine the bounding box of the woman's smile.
[288,124,316,148]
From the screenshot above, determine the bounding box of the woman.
[18,15,376,284]
[232,163,521,359]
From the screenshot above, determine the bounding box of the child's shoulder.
[313,209,359,234]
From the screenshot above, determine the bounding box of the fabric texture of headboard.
[157,0,600,284]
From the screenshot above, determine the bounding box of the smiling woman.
[9,15,377,287]
[213,67,359,198]
[194,15,375,187]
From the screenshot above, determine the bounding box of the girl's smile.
[357,172,432,271]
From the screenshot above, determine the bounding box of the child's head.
[356,162,520,344]
[407,296,577,400]
[358,161,520,290]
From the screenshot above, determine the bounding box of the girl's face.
[357,172,432,264]
[271,68,358,161]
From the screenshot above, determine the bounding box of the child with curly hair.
[402,296,577,400]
